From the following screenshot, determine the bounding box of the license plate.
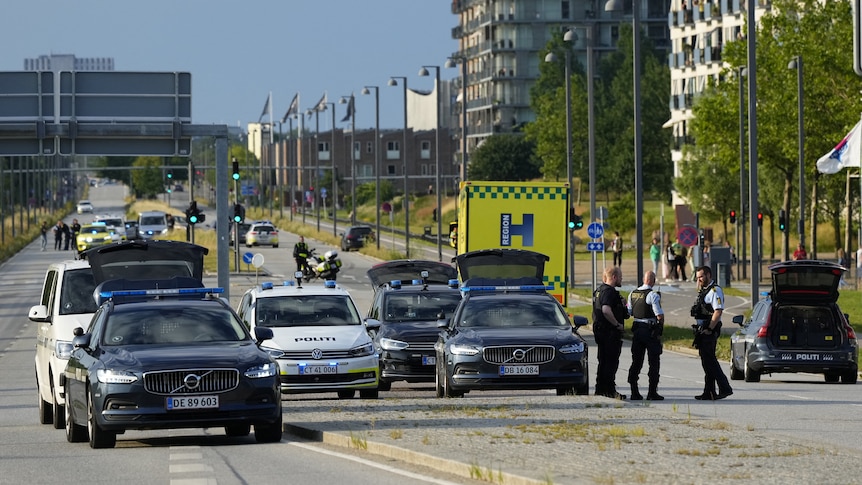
[166,395,219,410]
[499,365,539,376]
[422,356,436,366]
[300,365,338,375]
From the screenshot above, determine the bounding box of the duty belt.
[633,319,658,326]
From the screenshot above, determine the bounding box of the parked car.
[76,200,94,214]
[138,210,169,240]
[245,222,279,248]
[729,260,858,384]
[229,222,252,246]
[75,223,113,252]
[124,220,139,240]
[340,225,375,251]
[93,215,127,241]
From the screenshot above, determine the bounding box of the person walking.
[40,221,48,251]
[627,270,664,401]
[53,221,64,250]
[592,266,628,400]
[70,219,81,251]
[692,265,733,400]
[611,231,623,267]
[793,243,807,260]
[649,238,661,276]
[62,221,72,251]
[674,240,688,282]
[293,235,310,276]
[665,241,678,281]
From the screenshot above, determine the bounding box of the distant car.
[729,260,858,384]
[229,222,252,246]
[138,211,169,240]
[340,226,375,251]
[94,215,127,241]
[245,222,279,248]
[124,221,139,240]
[235,277,378,399]
[173,184,184,192]
[76,200,93,214]
[365,260,462,391]
[76,223,113,252]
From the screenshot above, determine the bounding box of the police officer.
[627,270,664,401]
[293,236,310,275]
[592,266,628,400]
[692,265,733,400]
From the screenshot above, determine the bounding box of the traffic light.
[166,170,173,180]
[729,210,737,224]
[232,159,240,181]
[186,201,205,225]
[568,208,584,230]
[233,203,244,223]
[778,209,787,232]
[757,212,763,227]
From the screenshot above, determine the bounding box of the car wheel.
[556,387,576,396]
[825,372,840,383]
[51,379,65,429]
[225,424,251,437]
[435,365,445,398]
[743,353,760,383]
[377,379,391,392]
[359,389,379,399]
[254,414,283,443]
[337,390,356,399]
[37,374,52,425]
[443,368,463,398]
[575,377,590,396]
[273,244,278,248]
[64,387,87,443]
[87,389,116,449]
[841,367,858,384]
[729,359,744,381]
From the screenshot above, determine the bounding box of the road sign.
[678,226,699,247]
[242,252,254,264]
[321,187,327,199]
[587,242,604,251]
[251,253,265,269]
[587,222,604,239]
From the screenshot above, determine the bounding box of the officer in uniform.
[293,236,310,275]
[626,270,664,401]
[692,265,733,400]
[592,266,628,400]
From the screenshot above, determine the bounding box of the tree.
[130,157,165,199]
[467,134,541,181]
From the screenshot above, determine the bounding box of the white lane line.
[289,441,463,485]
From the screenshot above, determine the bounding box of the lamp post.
[606,0,644,280]
[324,102,338,237]
[788,56,805,251]
[339,94,356,226]
[738,66,747,280]
[544,29,576,288]
[586,26,598,292]
[419,64,443,262]
[445,56,468,183]
[362,85,381,249]
[389,76,410,257]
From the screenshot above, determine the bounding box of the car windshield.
[98,218,123,228]
[103,307,246,345]
[140,215,165,225]
[81,225,108,234]
[384,293,462,322]
[458,297,569,328]
[59,268,98,315]
[255,295,361,327]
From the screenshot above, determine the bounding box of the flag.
[258,92,271,123]
[817,120,862,174]
[341,94,354,122]
[281,93,299,123]
[314,92,327,112]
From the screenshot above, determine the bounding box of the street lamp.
[445,56,468,183]
[324,101,338,237]
[606,0,644,280]
[737,66,748,279]
[388,76,410,257]
[339,94,356,226]
[362,85,381,250]
[544,29,576,288]
[419,64,443,262]
[788,56,805,253]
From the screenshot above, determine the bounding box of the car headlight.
[96,369,138,384]
[449,344,481,356]
[379,338,409,351]
[349,343,375,357]
[55,340,73,360]
[245,362,277,378]
[261,346,285,359]
[559,341,586,354]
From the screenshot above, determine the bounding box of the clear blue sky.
[1,0,456,131]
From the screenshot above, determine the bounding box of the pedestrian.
[665,241,678,281]
[40,221,48,251]
[627,270,664,400]
[53,221,63,250]
[166,213,175,231]
[62,221,72,250]
[649,237,661,276]
[793,243,807,260]
[856,244,862,285]
[70,219,81,251]
[611,231,623,267]
[592,266,628,400]
[674,240,688,282]
[293,235,310,276]
[692,265,733,400]
[837,248,850,287]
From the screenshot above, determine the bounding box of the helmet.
[324,250,338,261]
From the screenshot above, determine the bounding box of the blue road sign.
[587,242,604,251]
[587,222,604,239]
[242,252,254,264]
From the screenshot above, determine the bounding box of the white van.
[138,210,168,239]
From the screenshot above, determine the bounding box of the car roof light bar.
[461,285,553,292]
[324,280,337,288]
[100,287,224,299]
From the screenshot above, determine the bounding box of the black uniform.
[592,283,628,398]
[627,287,663,400]
[692,282,732,400]
[293,241,310,274]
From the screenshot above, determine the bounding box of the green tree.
[467,134,541,181]
[130,157,165,199]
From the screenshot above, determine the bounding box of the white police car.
[235,274,379,398]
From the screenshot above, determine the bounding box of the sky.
[1,0,457,132]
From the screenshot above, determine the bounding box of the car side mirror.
[29,304,49,323]
[365,318,381,330]
[732,314,745,326]
[436,319,449,329]
[72,328,90,350]
[571,315,589,329]
[253,326,274,344]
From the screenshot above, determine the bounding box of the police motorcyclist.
[626,270,664,401]
[293,236,310,275]
[692,265,733,400]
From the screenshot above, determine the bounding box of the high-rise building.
[23,54,114,71]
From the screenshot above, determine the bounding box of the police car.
[236,275,379,398]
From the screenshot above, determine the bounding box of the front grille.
[279,350,353,360]
[483,346,555,365]
[407,342,436,351]
[143,369,239,395]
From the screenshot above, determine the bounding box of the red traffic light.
[729,210,737,224]
[757,212,763,226]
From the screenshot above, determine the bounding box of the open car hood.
[454,249,549,282]
[81,239,208,284]
[768,260,844,304]
[367,260,457,287]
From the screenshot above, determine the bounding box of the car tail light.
[248,231,258,235]
[756,308,772,338]
[846,325,857,339]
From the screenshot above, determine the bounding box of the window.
[420,141,431,159]
[366,141,373,153]
[561,1,570,19]
[387,165,396,175]
[354,141,361,160]
[387,141,399,151]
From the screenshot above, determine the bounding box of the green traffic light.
[575,220,583,229]
[232,172,240,181]
[568,221,575,229]
[189,215,198,224]
[233,215,242,223]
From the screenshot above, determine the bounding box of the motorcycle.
[304,248,342,282]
